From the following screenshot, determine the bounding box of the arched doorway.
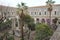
[36,18,39,23]
[41,18,45,23]
[46,19,50,25]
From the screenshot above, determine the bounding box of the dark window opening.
[39,12,41,15]
[55,11,56,15]
[45,12,46,15]
[35,12,36,15]
[36,18,39,23]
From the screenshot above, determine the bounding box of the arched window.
[39,12,41,15]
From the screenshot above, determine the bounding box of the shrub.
[35,23,53,40]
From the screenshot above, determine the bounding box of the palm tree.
[46,0,55,25]
[17,2,28,40]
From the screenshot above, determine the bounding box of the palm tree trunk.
[21,21,24,40]
[13,30,15,40]
[28,30,31,40]
[21,10,24,40]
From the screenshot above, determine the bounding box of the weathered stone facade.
[28,4,60,23]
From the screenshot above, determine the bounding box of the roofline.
[0,5,17,9]
[0,4,60,8]
[29,4,60,8]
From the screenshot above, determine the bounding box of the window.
[45,12,46,15]
[12,12,13,15]
[4,12,6,15]
[0,12,1,15]
[8,12,9,13]
[35,12,36,15]
[55,11,56,15]
[15,19,18,27]
[31,12,33,15]
[39,12,41,15]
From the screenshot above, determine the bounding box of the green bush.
[28,22,35,31]
[7,36,14,40]
[0,19,12,31]
[35,23,53,40]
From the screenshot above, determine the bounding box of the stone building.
[0,5,20,30]
[28,4,60,23]
[0,5,17,18]
[0,4,60,27]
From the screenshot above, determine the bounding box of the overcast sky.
[0,0,60,7]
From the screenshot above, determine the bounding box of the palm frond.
[46,0,55,4]
[21,2,25,6]
[17,3,20,8]
[52,1,55,4]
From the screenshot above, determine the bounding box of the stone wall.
[50,24,60,40]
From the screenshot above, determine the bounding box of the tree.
[23,14,35,30]
[35,23,53,40]
[52,17,58,31]
[23,14,35,40]
[7,36,14,40]
[46,0,55,25]
[0,17,12,40]
[0,5,12,40]
[52,17,58,24]
[17,3,35,40]
[23,14,34,24]
[17,2,28,40]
